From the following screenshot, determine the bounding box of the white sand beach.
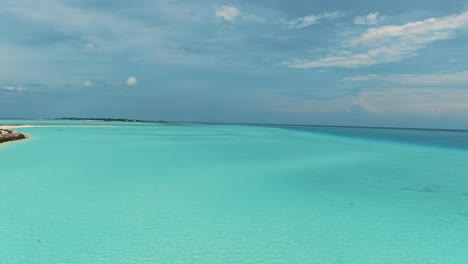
[0,125,33,129]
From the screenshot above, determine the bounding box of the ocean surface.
[1,120,468,263]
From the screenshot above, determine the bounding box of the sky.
[1,0,468,128]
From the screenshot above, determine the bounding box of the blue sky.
[1,0,468,128]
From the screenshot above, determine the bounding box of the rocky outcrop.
[0,129,26,144]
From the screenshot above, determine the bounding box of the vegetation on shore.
[58,118,168,123]
[1,116,170,145]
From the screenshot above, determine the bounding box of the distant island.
[0,128,27,144]
[58,118,169,124]
[1,117,170,145]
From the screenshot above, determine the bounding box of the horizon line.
[1,117,468,133]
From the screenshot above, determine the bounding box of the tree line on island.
[58,118,168,123]
[1,117,170,144]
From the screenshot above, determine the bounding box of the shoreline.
[0,125,32,130]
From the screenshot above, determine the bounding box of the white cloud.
[83,43,95,51]
[353,88,468,116]
[3,86,26,92]
[285,11,468,68]
[266,88,468,117]
[283,11,344,29]
[215,5,241,21]
[126,77,138,86]
[343,71,468,85]
[285,45,414,68]
[351,12,468,46]
[354,12,386,25]
[84,80,93,87]
[284,16,319,29]
[449,58,468,63]
[2,0,212,68]
[242,13,261,22]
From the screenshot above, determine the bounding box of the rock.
[0,129,26,144]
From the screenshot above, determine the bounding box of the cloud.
[126,77,138,86]
[242,13,262,22]
[449,58,468,63]
[2,0,213,69]
[285,11,468,68]
[285,45,414,68]
[354,12,386,25]
[343,71,468,85]
[267,88,468,117]
[283,11,345,29]
[350,12,468,46]
[83,43,95,51]
[3,86,26,92]
[84,80,93,87]
[215,5,241,21]
[353,88,468,116]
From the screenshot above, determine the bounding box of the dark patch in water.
[458,212,468,218]
[420,187,437,193]
[348,203,355,207]
[401,186,438,193]
[154,134,241,137]
[274,124,468,150]
[461,192,468,197]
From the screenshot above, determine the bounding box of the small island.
[0,128,27,144]
[1,117,171,145]
[58,117,169,124]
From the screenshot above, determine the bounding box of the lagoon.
[1,120,468,263]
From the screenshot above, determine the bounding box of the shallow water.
[1,121,468,263]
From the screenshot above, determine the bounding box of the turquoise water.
[1,121,468,263]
